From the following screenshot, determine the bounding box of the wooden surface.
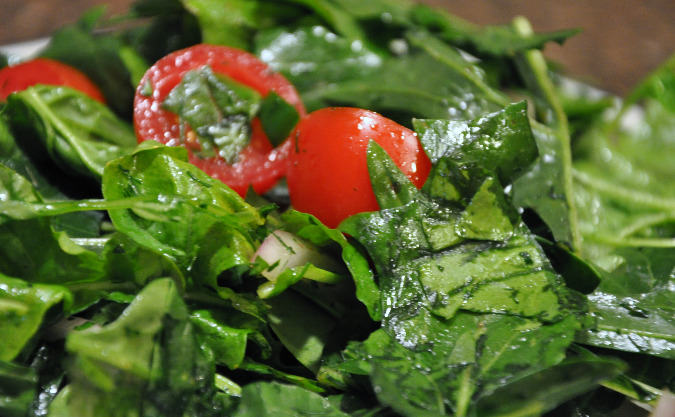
[1,0,674,95]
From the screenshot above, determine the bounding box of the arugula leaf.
[509,17,581,251]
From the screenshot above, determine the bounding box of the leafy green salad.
[0,0,673,416]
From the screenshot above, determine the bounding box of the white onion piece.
[651,391,675,417]
[252,230,342,282]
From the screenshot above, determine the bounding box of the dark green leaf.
[49,278,227,417]
[0,274,72,361]
[231,381,349,416]
[5,86,137,181]
[339,133,588,415]
[258,91,300,146]
[163,66,262,163]
[40,10,136,117]
[102,143,262,268]
[414,100,538,185]
[411,5,579,57]
[0,360,38,417]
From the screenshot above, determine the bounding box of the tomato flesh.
[133,44,306,196]
[287,107,431,228]
[0,58,105,103]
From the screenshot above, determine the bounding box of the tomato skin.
[0,58,105,103]
[287,107,431,228]
[133,44,306,197]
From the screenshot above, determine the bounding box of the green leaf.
[163,66,262,163]
[474,356,626,417]
[0,166,106,289]
[0,360,38,417]
[0,116,105,237]
[570,57,675,359]
[5,86,137,181]
[40,10,136,116]
[181,0,302,50]
[255,26,507,121]
[339,129,588,415]
[258,91,300,146]
[414,101,538,186]
[266,291,336,373]
[509,17,580,250]
[191,308,261,370]
[231,381,349,416]
[411,5,579,57]
[0,274,72,361]
[367,140,419,210]
[50,278,227,417]
[102,144,262,268]
[580,290,675,360]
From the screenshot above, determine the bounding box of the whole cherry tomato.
[287,107,431,228]
[133,44,306,197]
[0,58,105,103]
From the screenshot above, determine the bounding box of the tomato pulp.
[133,44,306,196]
[287,107,432,228]
[0,58,105,103]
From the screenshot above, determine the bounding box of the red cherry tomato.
[287,107,432,228]
[133,44,306,197]
[0,58,105,103]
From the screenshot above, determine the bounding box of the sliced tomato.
[133,44,306,197]
[287,107,432,228]
[0,58,105,103]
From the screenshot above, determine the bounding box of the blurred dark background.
[1,0,674,95]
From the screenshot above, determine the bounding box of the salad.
[0,1,673,416]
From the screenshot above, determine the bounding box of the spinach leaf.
[40,7,138,117]
[48,278,228,417]
[0,274,71,361]
[5,85,137,181]
[163,65,262,163]
[102,143,262,270]
[571,54,675,359]
[256,26,507,122]
[0,114,105,237]
[414,100,537,185]
[230,381,349,416]
[181,0,304,50]
[0,361,37,417]
[0,165,106,290]
[336,129,589,415]
[410,4,579,58]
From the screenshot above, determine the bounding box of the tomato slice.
[133,44,306,197]
[0,58,105,103]
[287,107,432,228]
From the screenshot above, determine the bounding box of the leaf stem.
[512,16,581,251]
